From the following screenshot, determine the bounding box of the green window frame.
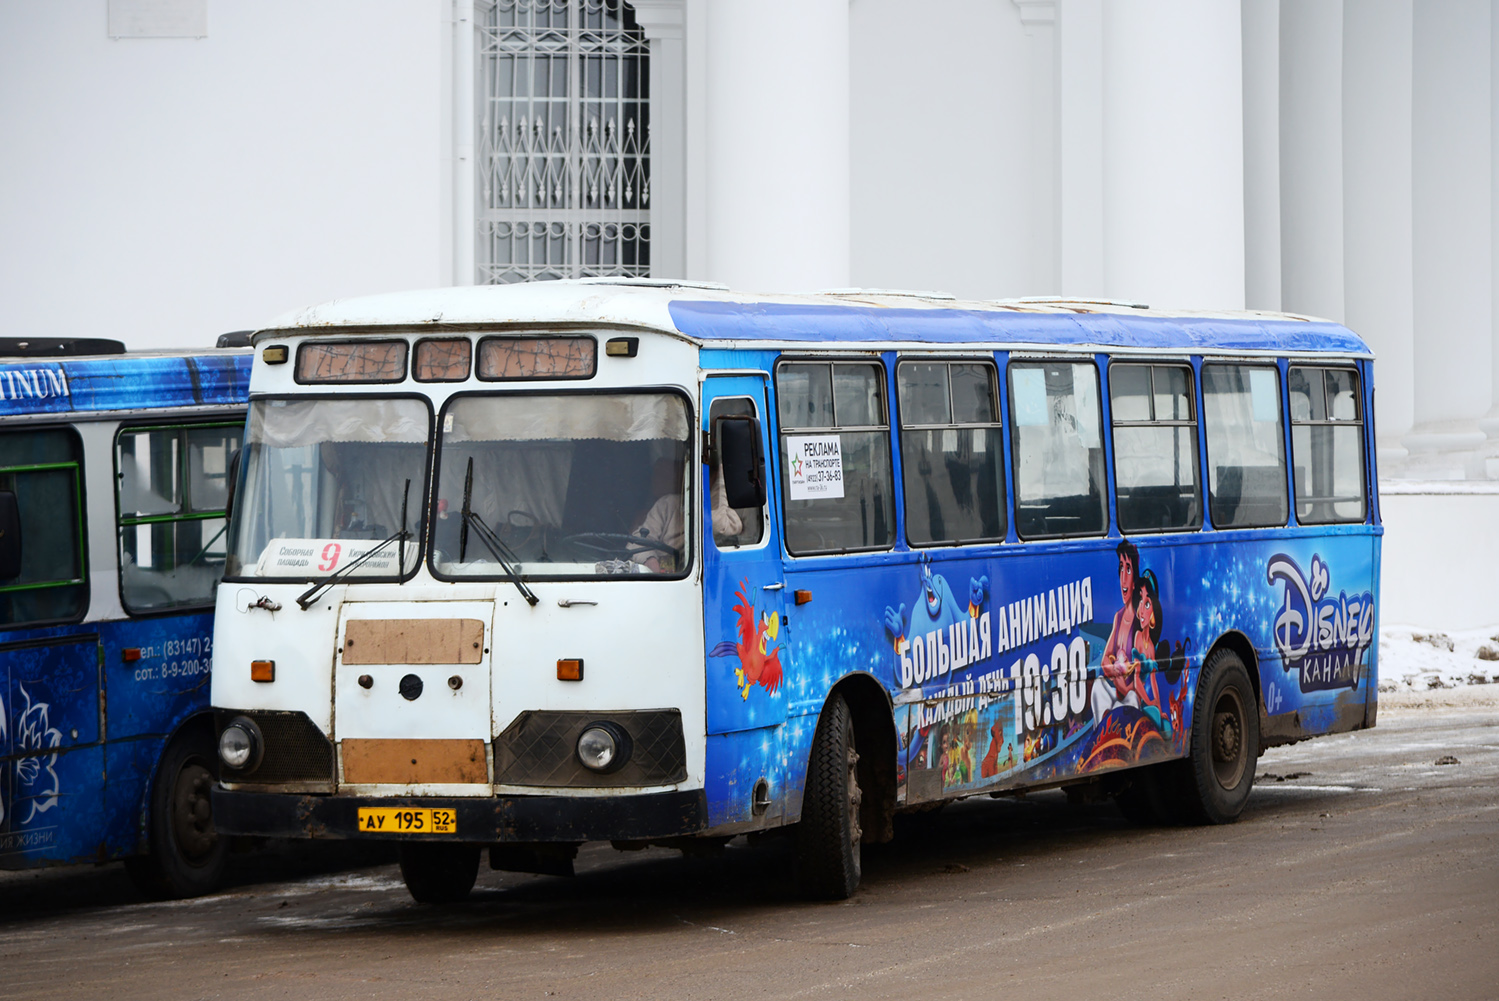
[0,427,89,627]
[115,420,243,614]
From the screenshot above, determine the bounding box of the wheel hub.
[171,763,219,863]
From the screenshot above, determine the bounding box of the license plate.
[356,807,458,834]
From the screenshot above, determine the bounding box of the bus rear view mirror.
[0,490,21,580]
[716,415,766,509]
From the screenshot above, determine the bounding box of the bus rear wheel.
[125,726,228,899]
[399,843,480,903]
[1170,648,1258,825]
[795,693,863,900]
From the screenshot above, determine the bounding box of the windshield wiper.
[459,456,539,606]
[296,479,411,610]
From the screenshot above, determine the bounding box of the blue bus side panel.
[702,534,1377,822]
[0,613,214,868]
[0,354,250,418]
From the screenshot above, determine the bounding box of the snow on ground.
[1378,624,1499,693]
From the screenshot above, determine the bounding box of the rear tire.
[1169,648,1258,825]
[399,843,480,903]
[795,693,863,900]
[124,726,228,899]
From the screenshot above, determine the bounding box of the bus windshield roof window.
[1109,362,1201,534]
[226,397,430,580]
[1202,363,1289,528]
[1008,360,1107,539]
[431,393,692,578]
[897,360,1006,546]
[1288,366,1366,524]
[777,361,894,555]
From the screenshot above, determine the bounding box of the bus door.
[700,375,790,826]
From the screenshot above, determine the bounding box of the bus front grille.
[495,709,687,788]
[215,709,335,791]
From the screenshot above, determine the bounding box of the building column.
[1409,0,1492,463]
[631,0,686,281]
[1056,0,1103,296]
[1279,0,1344,323]
[702,0,849,291]
[1343,0,1415,456]
[1014,0,1058,294]
[1098,0,1244,310]
[1242,0,1280,311]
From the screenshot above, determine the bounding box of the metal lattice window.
[478,0,650,284]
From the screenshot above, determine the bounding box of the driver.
[631,459,685,572]
[630,456,743,572]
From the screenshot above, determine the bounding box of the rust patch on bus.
[341,738,488,784]
[342,618,484,665]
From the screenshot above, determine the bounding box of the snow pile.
[1377,625,1499,693]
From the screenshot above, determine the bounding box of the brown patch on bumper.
[341,738,487,784]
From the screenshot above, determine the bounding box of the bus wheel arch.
[1170,640,1260,825]
[1202,630,1261,726]
[831,673,897,846]
[123,712,228,899]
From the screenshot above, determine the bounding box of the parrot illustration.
[710,579,784,699]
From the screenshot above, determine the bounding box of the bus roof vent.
[573,277,730,291]
[0,337,127,357]
[216,331,255,348]
[818,288,958,300]
[991,296,1151,310]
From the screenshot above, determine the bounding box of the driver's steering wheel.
[559,531,682,563]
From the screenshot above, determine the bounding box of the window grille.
[477,0,650,284]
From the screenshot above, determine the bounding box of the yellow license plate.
[356,807,458,834]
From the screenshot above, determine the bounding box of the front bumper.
[212,787,707,843]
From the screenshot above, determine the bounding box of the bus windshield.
[431,392,692,578]
[228,397,429,579]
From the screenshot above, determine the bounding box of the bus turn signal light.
[122,648,141,662]
[794,589,813,605]
[250,660,275,683]
[557,658,584,681]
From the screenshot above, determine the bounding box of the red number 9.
[319,543,341,572]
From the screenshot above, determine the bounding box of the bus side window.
[776,361,894,554]
[0,428,88,626]
[116,423,243,613]
[896,360,1006,545]
[1007,359,1107,539]
[1201,364,1289,528]
[1287,366,1367,524]
[1109,362,1202,533]
[708,397,766,547]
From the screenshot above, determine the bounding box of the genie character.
[883,556,988,684]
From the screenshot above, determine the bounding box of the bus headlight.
[219,716,264,773]
[576,722,631,774]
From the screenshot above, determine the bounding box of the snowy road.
[2,704,1496,1001]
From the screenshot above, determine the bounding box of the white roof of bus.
[258,279,1368,357]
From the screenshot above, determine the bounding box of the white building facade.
[2,0,1496,626]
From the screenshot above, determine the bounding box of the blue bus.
[0,338,249,896]
[208,282,1379,901]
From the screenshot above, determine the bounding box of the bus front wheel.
[399,843,480,903]
[1172,648,1259,825]
[125,726,228,899]
[795,693,863,900]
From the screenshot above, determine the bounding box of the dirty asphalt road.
[2,705,1495,1001]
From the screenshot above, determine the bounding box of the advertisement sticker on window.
[786,435,845,500]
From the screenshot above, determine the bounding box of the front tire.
[795,693,863,900]
[399,843,480,903]
[1170,648,1258,824]
[125,726,228,899]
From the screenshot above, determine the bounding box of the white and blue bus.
[0,338,248,896]
[209,281,1379,901]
